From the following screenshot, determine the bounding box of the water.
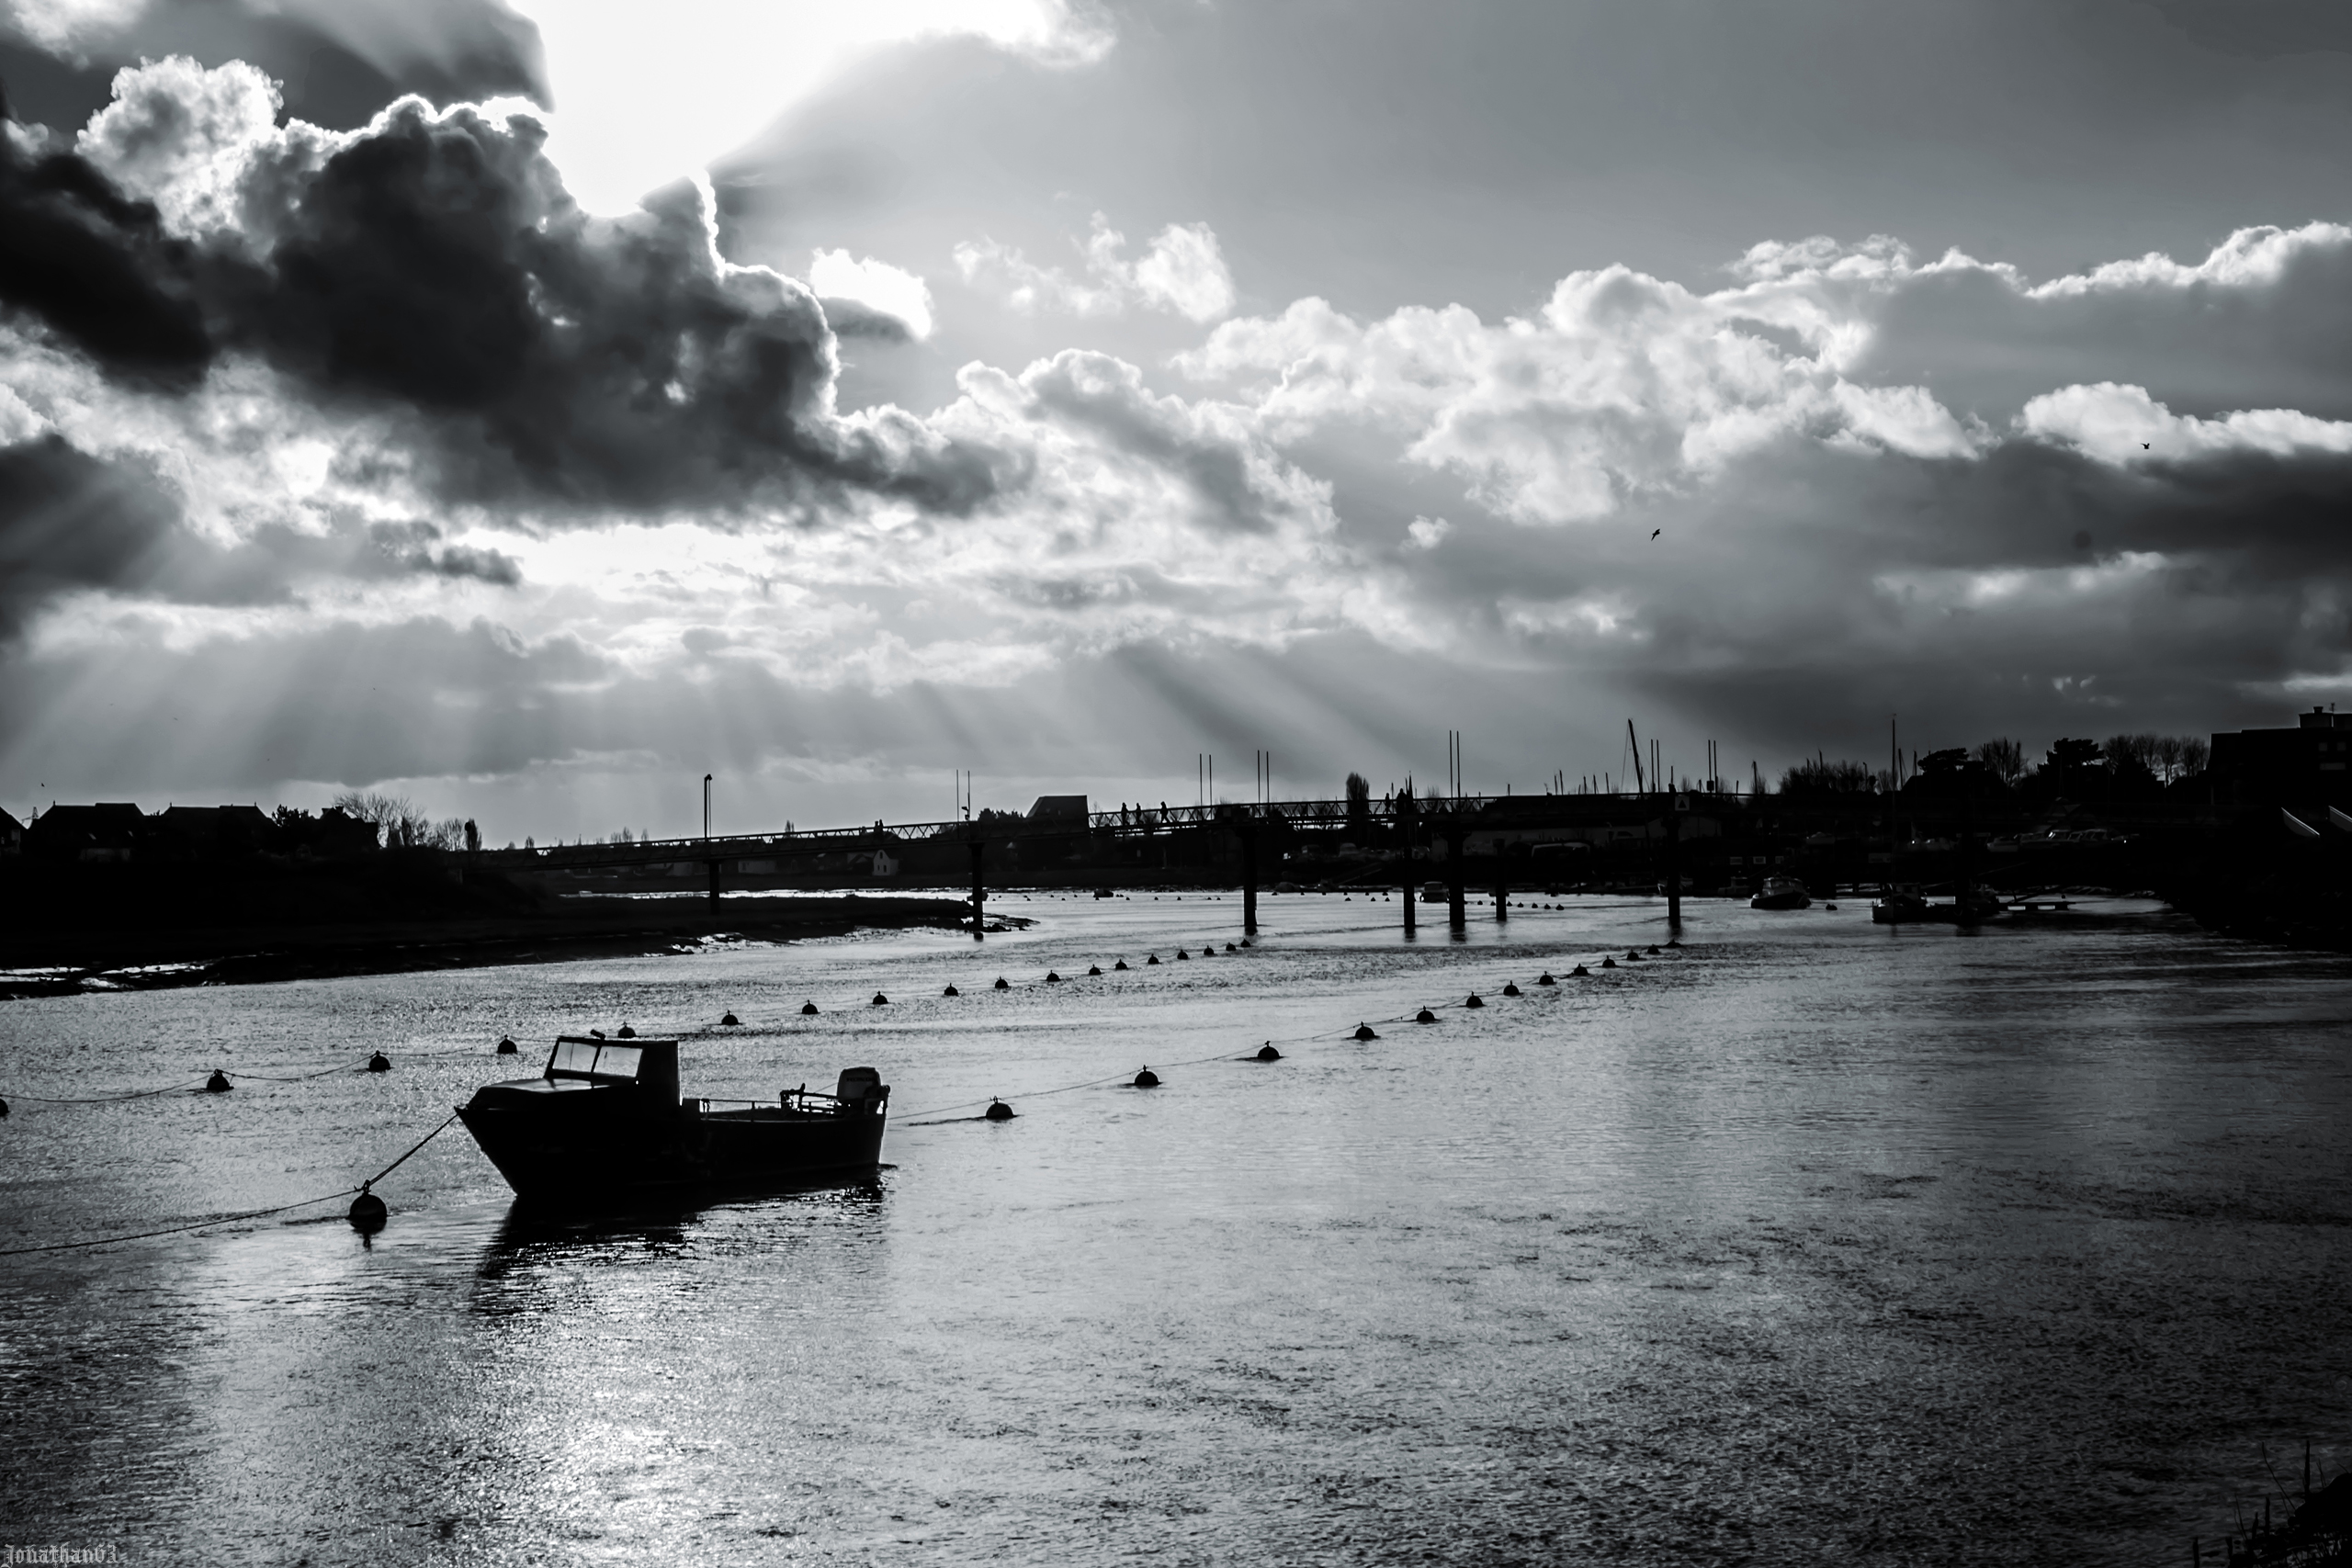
[4,891,2350,1564]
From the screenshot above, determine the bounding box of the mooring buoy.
[1354,1023,1378,1041]
[1088,964,1102,976]
[366,1052,390,1073]
[985,1099,1015,1121]
[1667,939,1683,948]
[1256,1043,1281,1062]
[871,992,889,1006]
[1176,949,1190,960]
[1536,972,1556,986]
[1573,964,1590,976]
[1146,954,1159,965]
[1502,982,1521,997]
[497,1035,519,1054]
[943,984,960,997]
[1046,971,1062,983]
[1416,1008,1438,1023]
[1239,939,1253,948]
[1625,950,1643,961]
[0,1095,9,1118]
[204,1070,232,1093]
[1645,945,1660,955]
[1601,957,1617,969]
[719,1014,740,1028]
[1464,994,1484,1009]
[348,1184,388,1231]
[994,976,1010,989]
[1133,1066,1159,1088]
[1114,960,1130,971]
[1225,943,1238,953]
[802,1001,820,1015]
[618,1024,637,1039]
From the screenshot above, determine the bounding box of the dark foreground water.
[3,892,2349,1565]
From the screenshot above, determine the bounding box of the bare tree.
[1345,773,1371,834]
[1974,738,2025,784]
[2180,737,2210,776]
[2153,735,2183,781]
[1779,757,1876,795]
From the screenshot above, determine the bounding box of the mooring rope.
[0,1111,463,1257]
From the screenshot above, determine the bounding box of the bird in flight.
[2142,443,2150,450]
[1650,528,1662,540]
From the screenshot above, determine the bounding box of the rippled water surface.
[5,891,2350,1564]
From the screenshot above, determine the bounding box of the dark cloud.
[0,126,214,385]
[0,435,186,634]
[0,436,526,640]
[0,77,1006,516]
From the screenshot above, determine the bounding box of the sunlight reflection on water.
[4,892,2351,1564]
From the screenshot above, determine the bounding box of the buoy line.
[0,1077,217,1105]
[0,1111,461,1256]
[0,1190,361,1256]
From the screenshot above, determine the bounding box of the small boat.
[458,1036,888,1201]
[1421,881,1449,903]
[1749,874,1813,910]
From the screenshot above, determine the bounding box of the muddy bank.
[0,895,1003,997]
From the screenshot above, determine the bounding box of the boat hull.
[458,1090,888,1202]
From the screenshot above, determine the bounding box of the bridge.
[477,789,1725,939]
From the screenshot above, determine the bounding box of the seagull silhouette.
[2142,443,2150,449]
[1650,528,1662,540]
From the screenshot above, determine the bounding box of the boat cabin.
[537,1034,681,1104]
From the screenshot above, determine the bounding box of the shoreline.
[0,897,1006,998]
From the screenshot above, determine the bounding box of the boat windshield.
[546,1039,644,1083]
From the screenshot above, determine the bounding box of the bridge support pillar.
[968,839,986,940]
[708,858,721,910]
[1398,797,1416,937]
[1664,802,1681,931]
[1494,853,1509,922]
[1239,824,1259,936]
[1445,824,1466,934]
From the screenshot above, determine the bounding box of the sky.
[5,0,2352,840]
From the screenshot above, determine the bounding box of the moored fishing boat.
[1749,874,1813,910]
[457,1035,888,1201]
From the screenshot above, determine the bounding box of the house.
[1026,795,1089,820]
[0,808,20,856]
[153,804,278,859]
[26,803,146,863]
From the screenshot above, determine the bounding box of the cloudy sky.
[5,0,2352,840]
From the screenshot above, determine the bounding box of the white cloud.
[1405,514,1451,548]
[955,212,1237,322]
[810,248,934,339]
[2,0,144,51]
[2018,382,2352,466]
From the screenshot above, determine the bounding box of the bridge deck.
[474,792,1725,873]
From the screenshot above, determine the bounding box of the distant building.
[2210,708,2352,807]
[27,803,145,863]
[870,849,899,876]
[0,808,19,856]
[1027,795,1089,820]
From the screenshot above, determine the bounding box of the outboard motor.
[835,1066,889,1116]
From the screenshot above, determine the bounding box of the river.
[3,890,2347,1564]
